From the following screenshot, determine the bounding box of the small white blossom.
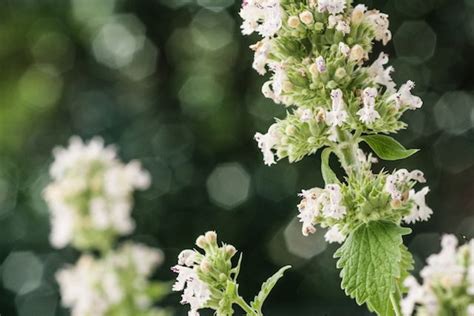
[351,4,367,24]
[324,226,346,244]
[322,184,347,219]
[255,123,280,166]
[172,265,211,315]
[326,89,348,127]
[315,56,327,73]
[250,38,273,75]
[240,0,282,38]
[338,42,350,56]
[328,15,350,34]
[388,80,423,110]
[44,137,150,249]
[317,0,346,15]
[468,304,474,316]
[357,87,380,124]
[297,189,321,236]
[364,10,392,45]
[403,187,432,224]
[368,52,396,93]
[57,243,162,316]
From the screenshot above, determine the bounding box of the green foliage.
[334,221,411,315]
[250,266,291,314]
[361,135,419,161]
[321,148,339,185]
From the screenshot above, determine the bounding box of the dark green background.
[0,0,473,315]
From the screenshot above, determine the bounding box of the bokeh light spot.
[283,217,327,259]
[2,251,43,295]
[207,162,251,210]
[394,21,436,64]
[434,91,474,135]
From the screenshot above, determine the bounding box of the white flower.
[388,80,423,110]
[298,108,313,122]
[317,0,346,15]
[255,123,280,166]
[315,56,326,73]
[324,226,346,244]
[368,53,395,93]
[357,87,380,124]
[297,188,322,236]
[326,89,348,127]
[468,304,474,316]
[421,235,465,288]
[364,10,392,45]
[250,39,273,75]
[328,15,350,34]
[351,4,367,24]
[44,137,150,249]
[403,187,432,224]
[172,264,211,315]
[338,42,350,56]
[322,184,346,219]
[240,0,282,38]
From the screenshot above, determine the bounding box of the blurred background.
[0,0,473,315]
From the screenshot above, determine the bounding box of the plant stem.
[334,129,360,174]
[235,295,259,316]
[390,284,403,316]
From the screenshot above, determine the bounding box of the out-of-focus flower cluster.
[297,151,431,243]
[241,0,430,241]
[44,136,150,250]
[45,136,169,315]
[172,231,239,316]
[401,235,474,316]
[56,242,167,316]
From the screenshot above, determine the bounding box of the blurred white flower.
[240,0,282,38]
[44,136,150,250]
[56,243,163,316]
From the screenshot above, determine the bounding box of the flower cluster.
[172,231,238,316]
[298,152,431,243]
[172,231,290,316]
[242,0,430,241]
[44,136,150,250]
[401,235,474,316]
[56,242,167,316]
[44,136,170,315]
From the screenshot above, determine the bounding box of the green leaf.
[361,135,419,161]
[250,266,291,312]
[334,221,411,316]
[399,244,414,292]
[321,148,339,185]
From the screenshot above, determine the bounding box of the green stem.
[390,284,403,316]
[334,129,360,175]
[235,295,259,316]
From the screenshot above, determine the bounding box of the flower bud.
[196,235,208,249]
[390,199,401,209]
[299,11,314,25]
[282,81,293,93]
[288,16,300,29]
[327,80,338,90]
[219,273,227,282]
[285,125,296,136]
[335,67,347,79]
[351,7,365,24]
[314,22,324,31]
[178,249,196,267]
[200,259,212,273]
[309,63,319,77]
[349,45,366,63]
[205,231,217,245]
[225,245,237,258]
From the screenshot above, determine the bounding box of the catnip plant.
[44,137,170,316]
[241,0,432,314]
[172,231,290,315]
